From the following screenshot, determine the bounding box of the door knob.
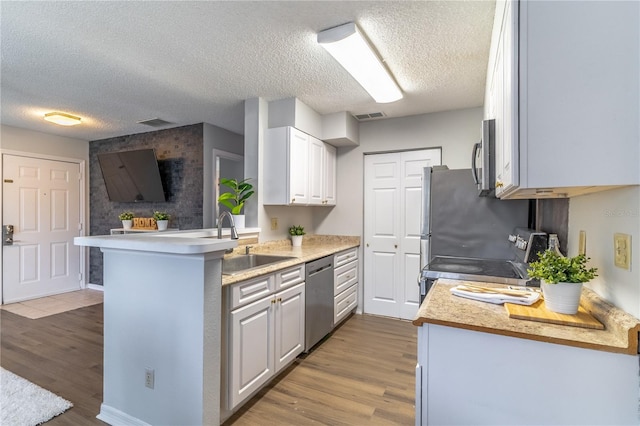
[3,224,14,246]
[394,244,398,249]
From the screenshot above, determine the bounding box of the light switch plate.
[614,233,631,270]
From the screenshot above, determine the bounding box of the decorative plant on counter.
[152,211,171,221]
[288,225,306,236]
[218,178,254,215]
[527,250,598,284]
[118,211,135,221]
[527,249,598,314]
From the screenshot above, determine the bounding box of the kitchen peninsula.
[413,279,640,425]
[75,231,237,426]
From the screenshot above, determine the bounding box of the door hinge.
[78,273,83,281]
[78,172,82,181]
[78,223,83,231]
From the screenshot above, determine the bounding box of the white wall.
[568,186,640,318]
[315,107,483,236]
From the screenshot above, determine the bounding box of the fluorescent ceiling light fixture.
[318,22,402,104]
[44,112,82,126]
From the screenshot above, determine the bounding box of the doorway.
[363,149,441,320]
[2,153,84,303]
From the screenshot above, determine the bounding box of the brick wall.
[89,124,204,285]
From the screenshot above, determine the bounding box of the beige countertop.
[221,235,360,286]
[413,278,640,355]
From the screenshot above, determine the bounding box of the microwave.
[471,119,496,197]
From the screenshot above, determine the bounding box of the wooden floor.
[0,305,417,425]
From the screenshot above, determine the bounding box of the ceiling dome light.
[318,22,403,104]
[44,112,82,126]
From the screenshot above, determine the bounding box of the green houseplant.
[289,225,305,247]
[218,178,254,229]
[118,211,134,230]
[527,249,598,314]
[152,211,170,231]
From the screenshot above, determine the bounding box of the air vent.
[353,112,386,121]
[137,118,173,127]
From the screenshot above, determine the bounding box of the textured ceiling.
[0,1,495,141]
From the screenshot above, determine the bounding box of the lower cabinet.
[223,265,305,416]
[333,248,359,326]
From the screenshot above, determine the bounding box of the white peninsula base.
[75,232,236,426]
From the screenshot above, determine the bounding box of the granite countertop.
[221,235,360,286]
[413,279,640,355]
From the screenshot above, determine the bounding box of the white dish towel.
[450,286,540,306]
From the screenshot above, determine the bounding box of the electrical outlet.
[270,217,278,230]
[145,368,155,389]
[578,230,586,256]
[614,233,631,270]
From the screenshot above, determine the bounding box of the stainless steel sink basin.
[222,254,295,275]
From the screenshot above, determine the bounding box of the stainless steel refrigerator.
[419,167,532,298]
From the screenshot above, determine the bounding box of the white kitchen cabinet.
[264,126,337,206]
[333,247,358,325]
[323,143,337,206]
[486,0,639,199]
[223,265,305,414]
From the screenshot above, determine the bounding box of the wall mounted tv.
[98,149,166,202]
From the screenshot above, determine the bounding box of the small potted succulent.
[289,225,306,247]
[118,211,135,230]
[527,249,598,314]
[153,211,171,231]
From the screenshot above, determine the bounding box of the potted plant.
[118,211,135,230]
[218,178,254,229]
[153,211,171,231]
[527,249,598,314]
[289,225,305,247]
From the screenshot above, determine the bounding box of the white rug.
[0,368,73,425]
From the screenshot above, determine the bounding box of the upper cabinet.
[264,127,337,206]
[486,0,639,199]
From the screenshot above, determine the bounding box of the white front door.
[2,154,82,303]
[363,149,441,319]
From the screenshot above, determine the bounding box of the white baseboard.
[97,404,150,426]
[87,283,104,291]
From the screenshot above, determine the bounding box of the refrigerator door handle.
[471,141,481,185]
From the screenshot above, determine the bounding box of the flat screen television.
[97,149,166,202]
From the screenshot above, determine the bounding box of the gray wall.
[89,124,205,285]
[315,107,484,236]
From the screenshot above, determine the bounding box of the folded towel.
[450,286,540,306]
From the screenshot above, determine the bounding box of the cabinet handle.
[394,244,398,249]
[277,297,282,302]
[271,299,276,304]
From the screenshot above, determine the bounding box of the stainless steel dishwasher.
[305,255,334,352]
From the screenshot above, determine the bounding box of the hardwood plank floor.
[1,305,417,425]
[224,314,417,426]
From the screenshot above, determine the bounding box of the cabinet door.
[229,296,275,409]
[274,283,305,372]
[323,143,337,205]
[289,128,309,205]
[308,136,325,205]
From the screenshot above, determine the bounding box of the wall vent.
[353,112,386,121]
[137,118,173,127]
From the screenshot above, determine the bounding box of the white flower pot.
[232,214,245,229]
[541,280,584,314]
[156,220,169,231]
[122,220,133,230]
[291,235,303,247]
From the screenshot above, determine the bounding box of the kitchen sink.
[222,254,295,275]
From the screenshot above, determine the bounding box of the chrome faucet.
[217,211,239,240]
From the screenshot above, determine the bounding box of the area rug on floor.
[0,368,73,425]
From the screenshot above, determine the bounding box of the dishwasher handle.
[308,263,333,277]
